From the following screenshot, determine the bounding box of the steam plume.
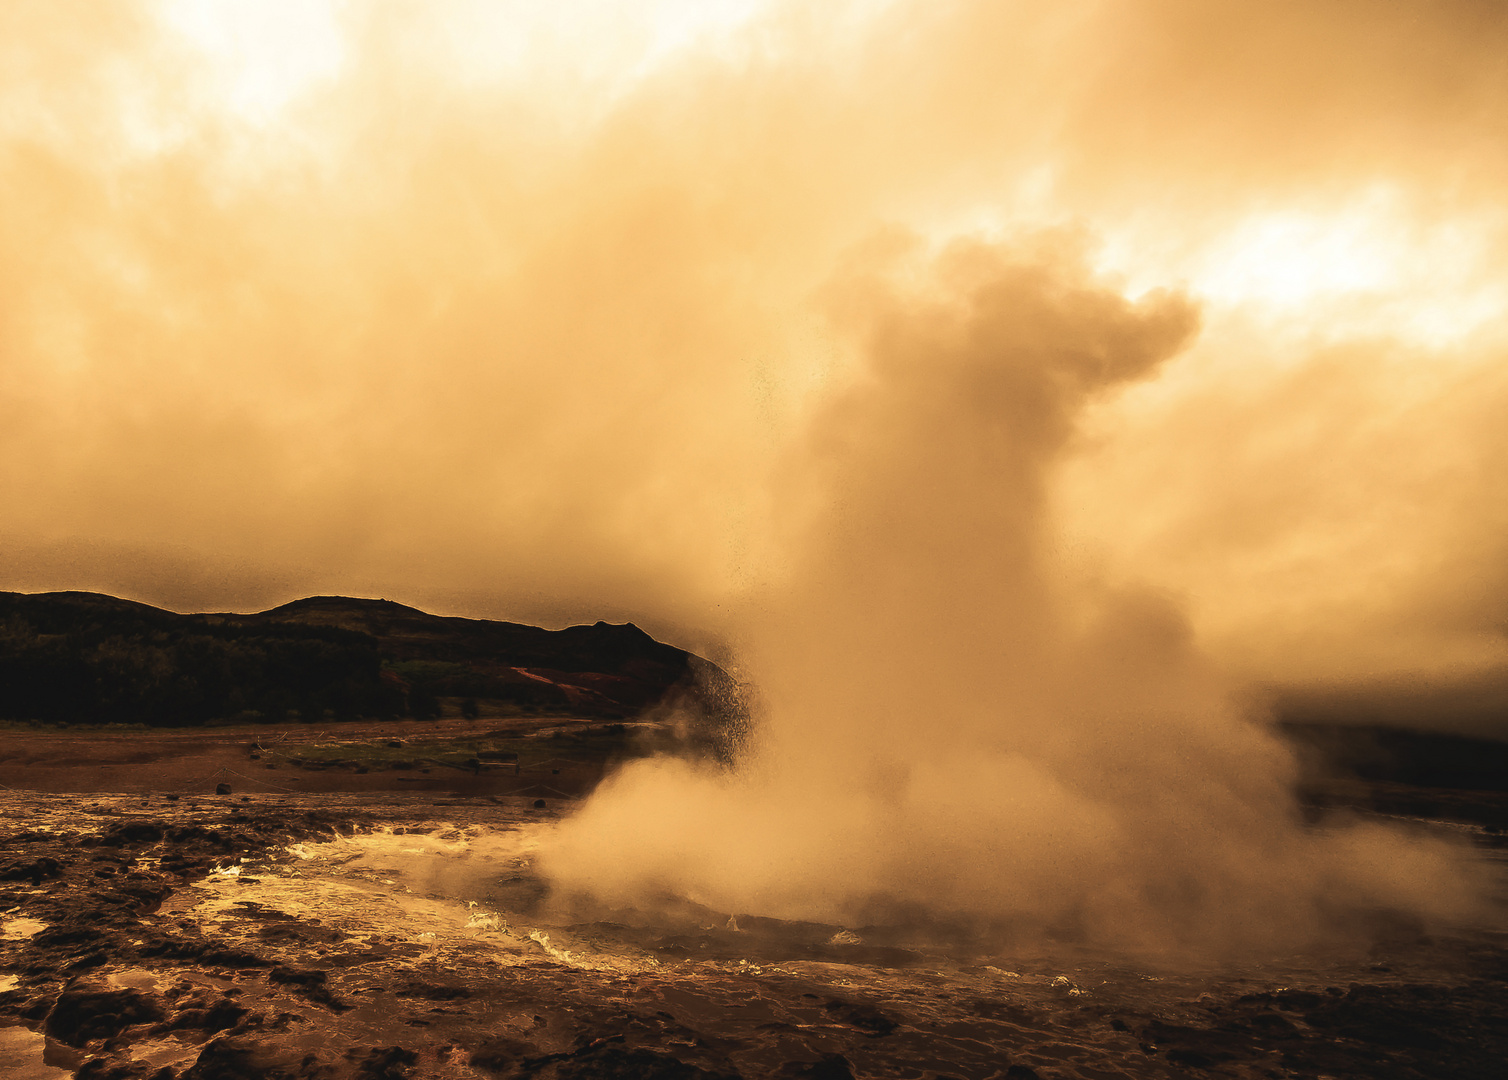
[539,236,1487,953]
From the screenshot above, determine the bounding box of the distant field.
[0,715,680,798]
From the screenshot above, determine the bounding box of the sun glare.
[158,0,347,124]
[1199,193,1504,325]
[1090,193,1507,348]
[156,0,779,126]
[435,0,769,89]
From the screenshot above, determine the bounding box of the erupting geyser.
[4,0,1506,960]
[539,237,1488,955]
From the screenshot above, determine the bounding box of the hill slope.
[0,591,737,727]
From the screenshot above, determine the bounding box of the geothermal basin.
[2,753,1507,1080]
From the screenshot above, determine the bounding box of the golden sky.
[3,0,1507,713]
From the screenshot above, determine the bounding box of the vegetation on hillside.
[0,592,736,729]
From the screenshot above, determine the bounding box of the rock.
[95,822,165,848]
[823,999,897,1037]
[216,783,233,795]
[354,1046,419,1079]
[470,1037,539,1073]
[269,966,329,988]
[533,799,547,809]
[269,966,348,1011]
[169,997,249,1034]
[76,1058,163,1080]
[0,856,63,883]
[181,1035,327,1080]
[777,1054,854,1079]
[164,824,228,849]
[44,984,166,1046]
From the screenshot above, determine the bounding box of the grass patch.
[0,719,153,734]
[280,727,656,772]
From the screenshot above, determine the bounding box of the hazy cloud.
[2,0,1507,697]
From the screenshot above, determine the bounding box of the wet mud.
[2,790,1507,1079]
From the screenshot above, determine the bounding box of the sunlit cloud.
[429,0,771,88]
[1092,191,1508,350]
[158,0,347,124]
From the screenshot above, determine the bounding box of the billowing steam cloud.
[539,237,1487,954]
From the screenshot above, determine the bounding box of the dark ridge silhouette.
[1279,720,1508,793]
[1279,720,1508,830]
[1270,668,1508,743]
[0,591,739,729]
[252,594,682,673]
[262,596,431,619]
[1273,674,1508,797]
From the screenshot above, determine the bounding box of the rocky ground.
[2,784,1507,1080]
